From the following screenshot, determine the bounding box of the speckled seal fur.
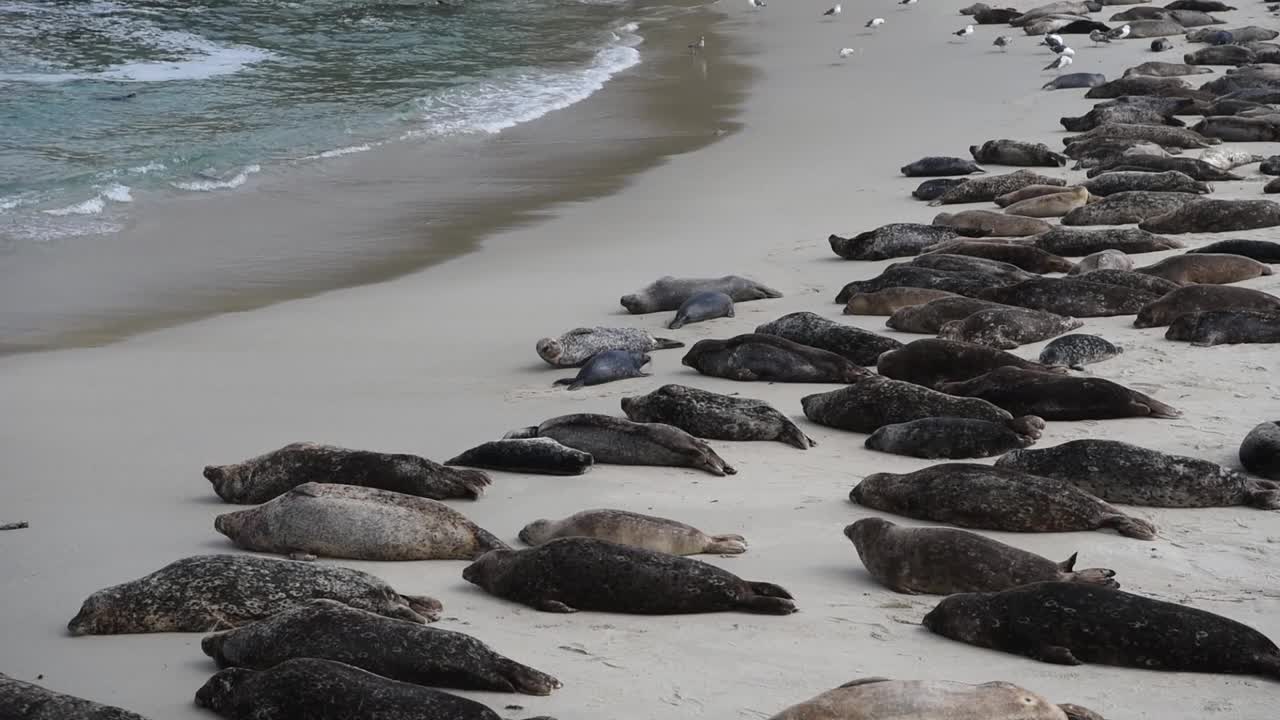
[1038,334,1123,369]
[0,673,149,720]
[535,326,683,368]
[864,416,1044,459]
[519,509,747,555]
[802,376,1015,433]
[621,384,814,449]
[504,413,735,476]
[619,275,781,314]
[755,311,903,366]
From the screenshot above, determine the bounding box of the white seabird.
[688,35,705,52]
[1089,29,1111,46]
[839,47,856,59]
[899,0,918,5]
[824,4,842,16]
[1108,24,1131,41]
[748,0,766,8]
[993,35,1013,51]
[866,17,885,29]
[1044,54,1073,71]
[1043,33,1064,48]
[1055,46,1075,57]
[954,24,975,38]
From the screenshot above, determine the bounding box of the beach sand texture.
[3,2,1280,719]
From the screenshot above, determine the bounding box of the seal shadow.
[191,493,230,507]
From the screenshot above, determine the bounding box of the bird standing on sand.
[1055,46,1075,57]
[1089,29,1110,46]
[824,4,842,16]
[954,24,974,39]
[899,0,918,5]
[866,17,885,29]
[1108,24,1131,41]
[993,35,1013,51]
[688,35,705,52]
[1044,55,1073,71]
[748,0,766,8]
[839,47,856,59]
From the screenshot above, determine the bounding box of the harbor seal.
[1064,123,1216,150]
[755,311,903,365]
[834,266,1006,302]
[1080,170,1209,196]
[1191,116,1280,143]
[1167,0,1235,11]
[1124,61,1215,77]
[850,463,1157,538]
[922,241,1076,273]
[462,537,796,614]
[212,483,509,561]
[1140,199,1280,233]
[203,442,489,504]
[536,326,682,368]
[1083,75,1200,99]
[1032,227,1184,256]
[829,223,981,260]
[1151,37,1173,51]
[938,308,1083,349]
[1134,285,1280,327]
[1061,190,1200,225]
[845,518,1116,594]
[505,413,734,476]
[201,600,560,695]
[1038,334,1123,368]
[682,333,870,383]
[1166,310,1280,345]
[997,439,1280,508]
[923,583,1280,678]
[0,673,148,720]
[766,677,1084,720]
[621,384,814,449]
[518,509,747,555]
[67,554,441,635]
[1190,239,1280,263]
[1241,421,1280,480]
[1137,253,1273,284]
[1043,73,1107,90]
[995,184,1079,208]
[1081,267,1182,294]
[446,437,594,476]
[1004,187,1090,218]
[1185,45,1254,66]
[1197,147,1263,171]
[1069,249,1134,275]
[932,209,1053,237]
[801,376,1018,433]
[1086,154,1242,181]
[864,416,1044,459]
[195,658,532,720]
[553,349,650,390]
[939,365,1182,419]
[900,253,1035,283]
[843,287,958,315]
[1126,19,1198,39]
[913,178,968,201]
[901,156,986,177]
[1061,106,1185,132]
[970,139,1067,167]
[978,278,1157,317]
[876,338,1063,390]
[930,169,1066,206]
[620,275,781,314]
[669,291,733,329]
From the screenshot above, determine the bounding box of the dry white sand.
[3,2,1280,719]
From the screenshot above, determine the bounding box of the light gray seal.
[901,156,986,177]
[536,326,682,368]
[1061,190,1200,226]
[0,673,149,720]
[1241,421,1280,480]
[519,509,747,555]
[845,518,1117,594]
[923,583,1280,679]
[620,275,781,314]
[801,375,1028,433]
[1038,334,1123,369]
[1137,253,1273,284]
[682,333,870,383]
[1166,310,1280,345]
[621,383,814,449]
[938,308,1083,349]
[864,416,1045,459]
[201,600,560,695]
[929,169,1066,206]
[195,658,542,720]
[977,278,1157,317]
[969,139,1067,167]
[213,483,509,561]
[1080,170,1209,197]
[462,537,796,614]
[1064,123,1217,150]
[850,463,1157,538]
[553,349,650,390]
[1032,227,1185,256]
[828,223,981,260]
[1126,19,1199,39]
[504,413,735,476]
[669,291,734,329]
[755,311,903,365]
[1134,285,1280,327]
[939,365,1182,420]
[203,442,489,504]
[446,437,594,476]
[1069,249,1134,275]
[876,338,1062,389]
[766,678,1088,720]
[1140,199,1280,233]
[997,439,1280,508]
[67,554,441,635]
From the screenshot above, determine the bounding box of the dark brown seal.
[845,518,1117,594]
[801,376,1019,433]
[682,333,870,383]
[0,673,149,720]
[850,463,1157,538]
[755,311,903,365]
[1189,239,1280,264]
[886,297,1009,334]
[939,366,1182,420]
[504,413,735,476]
[844,287,958,315]
[1140,199,1280,234]
[1032,227,1184,256]
[445,438,594,476]
[864,416,1045,459]
[621,384,814,449]
[620,275,781,314]
[876,338,1064,389]
[1137,253,1274,284]
[923,240,1075,273]
[828,223,979,260]
[1165,310,1280,346]
[978,278,1157,317]
[923,582,1280,679]
[970,139,1067,167]
[1241,421,1280,480]
[834,266,1005,303]
[1073,269,1181,296]
[938,307,1083,349]
[462,537,796,614]
[1134,285,1280,327]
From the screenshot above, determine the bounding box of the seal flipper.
[1057,552,1078,572]
[651,337,685,350]
[738,594,797,615]
[470,526,512,555]
[1059,703,1106,720]
[704,534,748,554]
[779,422,816,450]
[836,677,893,689]
[494,659,563,696]
[1099,513,1157,540]
[399,595,443,623]
[1245,482,1280,510]
[1134,394,1181,419]
[1255,650,1280,679]
[1033,644,1082,666]
[1067,567,1119,589]
[747,581,793,599]
[537,599,577,613]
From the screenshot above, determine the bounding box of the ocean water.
[0,0,646,243]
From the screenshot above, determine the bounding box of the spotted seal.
[203,443,489,504]
[462,537,795,614]
[621,384,814,449]
[1032,227,1184,256]
[829,223,981,260]
[1241,421,1280,480]
[669,291,733,329]
[620,275,781,314]
[1080,170,1209,197]
[201,600,560,695]
[1166,310,1280,345]
[519,509,747,555]
[970,139,1067,167]
[67,554,441,635]
[801,376,1024,433]
[845,518,1116,594]
[877,339,1063,389]
[1137,253,1274,284]
[1134,285,1280,327]
[1061,190,1201,226]
[850,464,1157,538]
[0,674,148,720]
[1196,147,1263,171]
[1061,106,1185,132]
[901,157,986,177]
[1128,61,1216,77]
[1141,199,1280,233]
[755,311,903,365]
[195,658,541,720]
[553,350,650,390]
[997,439,1280,508]
[682,333,870,383]
[834,267,1007,302]
[1074,268,1180,294]
[978,278,1157,317]
[912,178,968,201]
[1038,334,1123,369]
[864,416,1044,459]
[446,437,594,476]
[536,326,682,368]
[932,210,1053,237]
[921,241,1076,273]
[1189,239,1280,263]
[1064,123,1217,150]
[1191,116,1280,142]
[843,287,958,315]
[1004,187,1090,218]
[923,583,1280,678]
[1086,154,1243,182]
[899,254,1036,283]
[767,678,1084,720]
[1069,250,1134,275]
[938,308,1083,349]
[929,169,1066,206]
[504,413,734,476]
[939,365,1182,420]
[212,483,509,561]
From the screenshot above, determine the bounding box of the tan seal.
[1004,186,1090,218]
[519,509,747,555]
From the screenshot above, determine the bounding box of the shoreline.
[3,4,1280,720]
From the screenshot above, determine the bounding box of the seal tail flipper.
[1057,552,1078,572]
[739,595,797,615]
[1255,651,1280,680]
[448,468,491,500]
[651,337,685,350]
[668,317,686,330]
[1099,513,1157,540]
[836,677,893,689]
[1138,395,1182,419]
[1245,485,1280,510]
[747,581,793,600]
[496,659,563,696]
[400,595,443,623]
[705,535,748,554]
[1068,567,1119,589]
[471,526,512,554]
[779,422,816,449]
[1059,703,1106,720]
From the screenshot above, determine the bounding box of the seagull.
[1107,24,1130,41]
[1089,29,1111,46]
[1044,54,1073,71]
[993,35,1013,51]
[866,17,885,28]
[688,35,705,52]
[954,24,975,38]
[1042,33,1063,48]
[748,0,766,8]
[1055,46,1075,57]
[839,47,856,59]
[824,4,842,16]
[899,0,918,4]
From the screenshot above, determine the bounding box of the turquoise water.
[0,0,644,242]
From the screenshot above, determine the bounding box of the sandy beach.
[3,2,1280,719]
